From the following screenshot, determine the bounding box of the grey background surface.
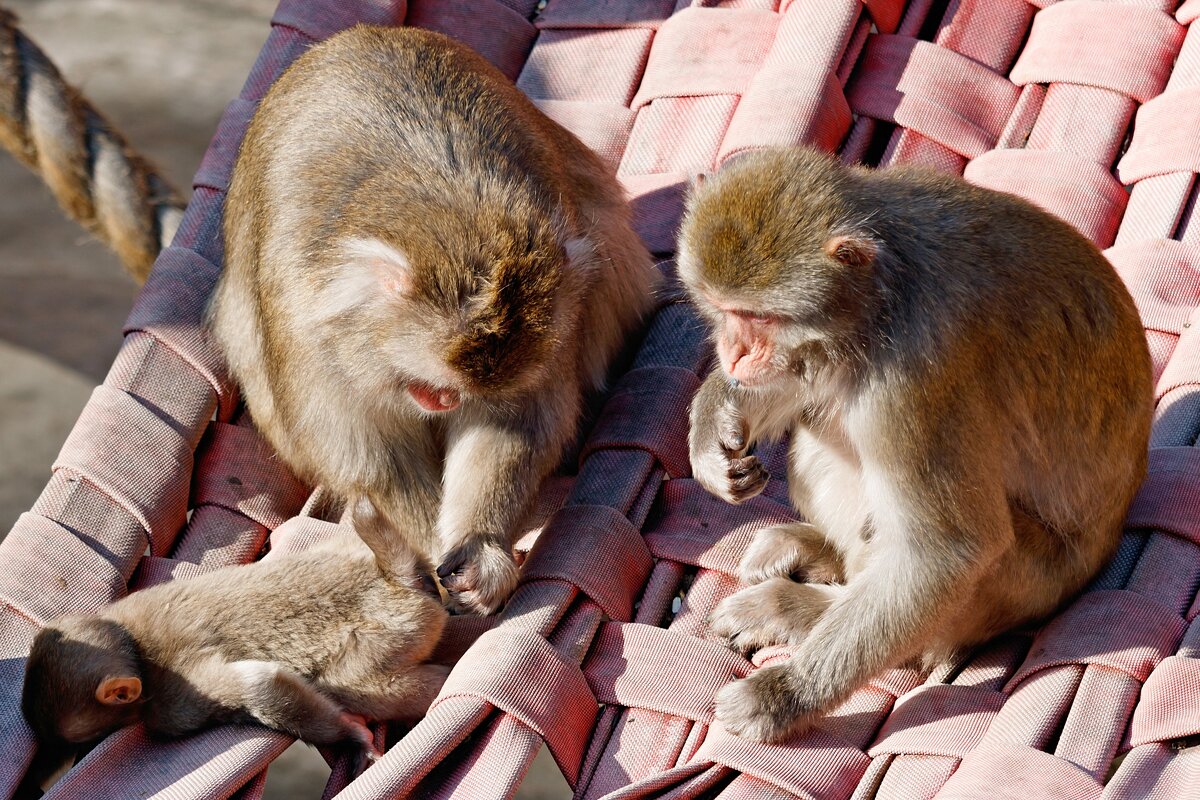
[0,2,569,796]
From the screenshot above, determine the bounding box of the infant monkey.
[208,26,658,615]
[681,147,1152,742]
[22,537,448,759]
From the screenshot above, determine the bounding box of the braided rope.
[0,7,184,284]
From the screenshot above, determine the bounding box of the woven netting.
[4,0,1200,797]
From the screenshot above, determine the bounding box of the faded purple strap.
[519,505,652,622]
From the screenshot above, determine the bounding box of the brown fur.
[207,26,659,614]
[22,536,447,758]
[679,146,1153,742]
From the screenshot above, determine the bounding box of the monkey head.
[315,200,596,414]
[678,147,879,388]
[23,617,144,745]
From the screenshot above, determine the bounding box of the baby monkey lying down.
[22,536,448,759]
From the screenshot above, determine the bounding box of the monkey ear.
[95,676,141,705]
[342,237,413,296]
[825,235,876,268]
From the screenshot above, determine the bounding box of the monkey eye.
[727,308,778,325]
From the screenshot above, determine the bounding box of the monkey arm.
[435,393,576,615]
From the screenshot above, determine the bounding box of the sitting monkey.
[22,536,448,760]
[680,146,1153,742]
[208,25,659,616]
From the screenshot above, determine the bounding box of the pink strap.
[193,99,256,192]
[192,422,309,531]
[123,246,234,413]
[407,0,537,81]
[1130,654,1200,746]
[935,743,1102,800]
[847,35,1020,158]
[1117,88,1200,183]
[519,505,652,621]
[272,0,402,41]
[720,67,851,166]
[623,173,690,255]
[584,621,750,722]
[869,685,1006,758]
[1106,240,1200,336]
[964,149,1127,248]
[629,8,778,110]
[0,514,125,621]
[1009,1,1183,103]
[1104,742,1200,799]
[692,724,870,800]
[643,480,798,574]
[434,629,596,783]
[581,366,700,477]
[53,386,193,554]
[1153,308,1200,402]
[1125,447,1200,547]
[535,0,674,30]
[518,28,653,107]
[1005,590,1185,690]
[44,723,290,800]
[131,556,215,590]
[533,99,637,169]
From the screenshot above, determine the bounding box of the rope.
[0,7,185,284]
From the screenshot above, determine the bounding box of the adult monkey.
[680,147,1152,742]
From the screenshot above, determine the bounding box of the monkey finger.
[718,416,747,453]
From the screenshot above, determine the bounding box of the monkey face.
[679,148,880,388]
[321,225,590,412]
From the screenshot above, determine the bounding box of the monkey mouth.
[407,381,462,412]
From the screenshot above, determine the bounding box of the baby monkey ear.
[825,235,876,269]
[95,676,142,705]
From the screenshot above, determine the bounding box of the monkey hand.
[437,538,519,615]
[690,380,769,504]
[714,666,819,743]
[739,523,844,586]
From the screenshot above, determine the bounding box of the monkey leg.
[224,660,378,755]
[709,579,842,654]
[739,523,845,585]
[324,663,450,723]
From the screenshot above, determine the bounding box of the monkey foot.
[714,667,817,743]
[739,524,844,585]
[437,539,519,616]
[709,579,829,653]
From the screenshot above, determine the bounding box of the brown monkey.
[679,146,1152,742]
[208,25,658,615]
[22,535,448,758]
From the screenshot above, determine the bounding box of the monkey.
[678,146,1153,743]
[207,25,659,616]
[22,534,449,762]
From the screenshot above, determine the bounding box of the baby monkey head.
[678,147,880,388]
[322,205,595,414]
[23,617,143,746]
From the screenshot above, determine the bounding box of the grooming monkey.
[680,147,1152,742]
[22,536,448,757]
[208,26,659,615]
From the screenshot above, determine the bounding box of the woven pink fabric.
[6,0,1200,798]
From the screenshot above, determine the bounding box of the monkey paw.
[740,524,843,585]
[693,449,770,505]
[714,667,817,743]
[339,711,384,766]
[709,579,827,653]
[437,539,519,616]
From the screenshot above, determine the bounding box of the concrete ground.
[0,1,568,796]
